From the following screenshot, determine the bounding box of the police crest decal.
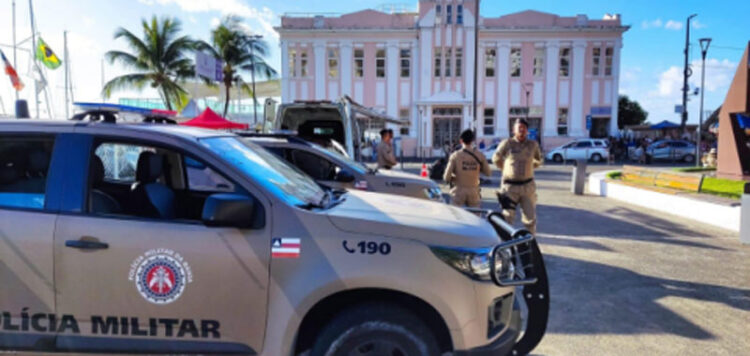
[128,249,194,305]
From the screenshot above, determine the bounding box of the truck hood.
[372,169,438,187]
[326,190,500,247]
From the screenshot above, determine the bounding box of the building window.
[456,5,463,24]
[533,48,544,78]
[485,48,496,77]
[400,48,411,77]
[557,108,568,136]
[435,5,442,25]
[327,48,338,79]
[300,51,308,77]
[446,5,452,24]
[559,48,570,77]
[376,49,386,78]
[289,49,296,77]
[605,47,613,76]
[455,48,462,77]
[399,108,410,136]
[510,48,521,77]
[434,48,442,77]
[592,47,601,76]
[483,108,495,136]
[354,49,364,78]
[444,48,452,77]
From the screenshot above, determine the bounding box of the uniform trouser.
[450,186,482,208]
[498,181,537,234]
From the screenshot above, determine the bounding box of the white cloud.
[690,58,737,93]
[656,66,683,97]
[692,20,706,29]
[143,0,279,39]
[640,19,663,29]
[210,17,220,28]
[664,20,683,31]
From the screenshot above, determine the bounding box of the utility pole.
[64,30,69,119]
[697,38,711,166]
[681,14,697,131]
[471,0,480,132]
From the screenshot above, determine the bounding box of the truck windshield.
[200,137,326,207]
[316,143,368,175]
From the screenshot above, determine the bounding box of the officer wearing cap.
[443,129,491,207]
[492,118,543,234]
[376,128,397,169]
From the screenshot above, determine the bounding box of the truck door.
[0,134,59,351]
[53,138,270,354]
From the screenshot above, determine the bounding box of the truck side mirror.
[202,194,264,229]
[335,169,356,183]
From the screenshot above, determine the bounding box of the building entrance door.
[432,107,462,152]
[590,117,611,138]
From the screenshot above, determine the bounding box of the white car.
[545,139,609,163]
[481,142,500,162]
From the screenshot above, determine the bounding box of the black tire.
[310,303,440,356]
[683,154,695,163]
[552,154,563,163]
[591,153,602,163]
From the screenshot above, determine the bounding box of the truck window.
[0,135,55,210]
[290,150,335,181]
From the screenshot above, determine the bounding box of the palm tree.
[199,16,277,118]
[103,16,195,111]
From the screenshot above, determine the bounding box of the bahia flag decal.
[36,37,62,70]
[271,238,301,259]
[0,50,24,91]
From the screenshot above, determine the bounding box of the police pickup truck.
[0,111,548,355]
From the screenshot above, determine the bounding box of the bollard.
[741,183,750,245]
[571,159,587,195]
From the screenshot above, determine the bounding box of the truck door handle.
[65,239,109,250]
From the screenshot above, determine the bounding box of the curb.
[588,170,741,232]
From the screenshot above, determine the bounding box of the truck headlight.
[430,246,502,282]
[424,187,444,202]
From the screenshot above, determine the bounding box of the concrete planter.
[588,170,741,232]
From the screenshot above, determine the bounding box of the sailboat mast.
[12,0,18,102]
[64,30,69,119]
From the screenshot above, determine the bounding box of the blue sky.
[0,0,748,124]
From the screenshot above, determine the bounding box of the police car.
[238,133,445,202]
[0,111,548,355]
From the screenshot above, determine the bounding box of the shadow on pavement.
[544,253,750,339]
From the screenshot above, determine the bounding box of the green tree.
[198,16,277,118]
[618,95,648,129]
[103,16,195,111]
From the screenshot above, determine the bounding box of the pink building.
[277,1,629,155]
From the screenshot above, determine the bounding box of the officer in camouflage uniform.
[492,118,543,234]
[444,130,491,207]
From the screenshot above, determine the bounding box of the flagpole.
[64,30,69,119]
[28,0,39,118]
[12,0,18,102]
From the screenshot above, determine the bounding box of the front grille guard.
[465,208,539,287]
[465,207,550,356]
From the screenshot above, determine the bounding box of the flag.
[35,37,61,70]
[0,49,24,91]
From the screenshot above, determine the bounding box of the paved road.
[403,163,749,355]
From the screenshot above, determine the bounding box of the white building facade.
[277,1,629,155]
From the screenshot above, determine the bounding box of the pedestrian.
[443,129,491,208]
[492,118,543,234]
[376,128,397,169]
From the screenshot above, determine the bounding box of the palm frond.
[102,74,150,98]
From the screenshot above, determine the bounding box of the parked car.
[545,139,609,163]
[482,142,500,162]
[0,111,548,355]
[240,133,445,202]
[646,140,696,163]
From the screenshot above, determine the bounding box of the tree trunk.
[161,86,173,111]
[223,81,231,118]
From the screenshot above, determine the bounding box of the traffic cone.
[420,163,428,177]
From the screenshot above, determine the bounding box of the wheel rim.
[592,154,601,162]
[554,155,562,162]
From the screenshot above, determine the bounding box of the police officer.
[492,118,543,234]
[376,128,397,169]
[444,129,491,207]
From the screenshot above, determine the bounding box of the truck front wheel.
[310,303,440,356]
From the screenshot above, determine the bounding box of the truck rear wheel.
[310,303,440,356]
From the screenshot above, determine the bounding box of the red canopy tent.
[180,107,249,130]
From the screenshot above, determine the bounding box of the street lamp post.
[523,82,533,120]
[249,34,262,127]
[697,37,712,166]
